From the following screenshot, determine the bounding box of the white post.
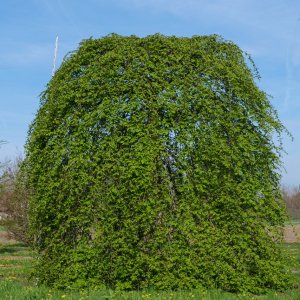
[52,35,59,76]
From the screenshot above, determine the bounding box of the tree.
[0,156,30,243]
[0,142,29,243]
[0,140,6,171]
[23,34,291,292]
[282,186,300,219]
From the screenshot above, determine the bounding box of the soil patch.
[0,231,17,244]
[0,256,32,260]
[284,225,300,243]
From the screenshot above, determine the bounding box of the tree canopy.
[24,34,291,292]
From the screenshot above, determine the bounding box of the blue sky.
[0,0,299,186]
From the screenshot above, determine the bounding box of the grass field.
[0,235,299,299]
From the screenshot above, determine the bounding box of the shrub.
[24,34,291,292]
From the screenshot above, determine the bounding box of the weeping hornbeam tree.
[24,34,291,292]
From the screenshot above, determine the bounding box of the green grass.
[283,243,300,285]
[0,242,33,286]
[0,225,7,232]
[285,220,300,225]
[0,242,299,300]
[0,281,299,300]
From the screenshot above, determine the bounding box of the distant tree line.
[0,155,29,243]
[282,186,300,220]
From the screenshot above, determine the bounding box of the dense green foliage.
[24,34,291,292]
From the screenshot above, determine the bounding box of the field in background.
[0,227,299,299]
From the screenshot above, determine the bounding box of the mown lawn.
[0,240,299,299]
